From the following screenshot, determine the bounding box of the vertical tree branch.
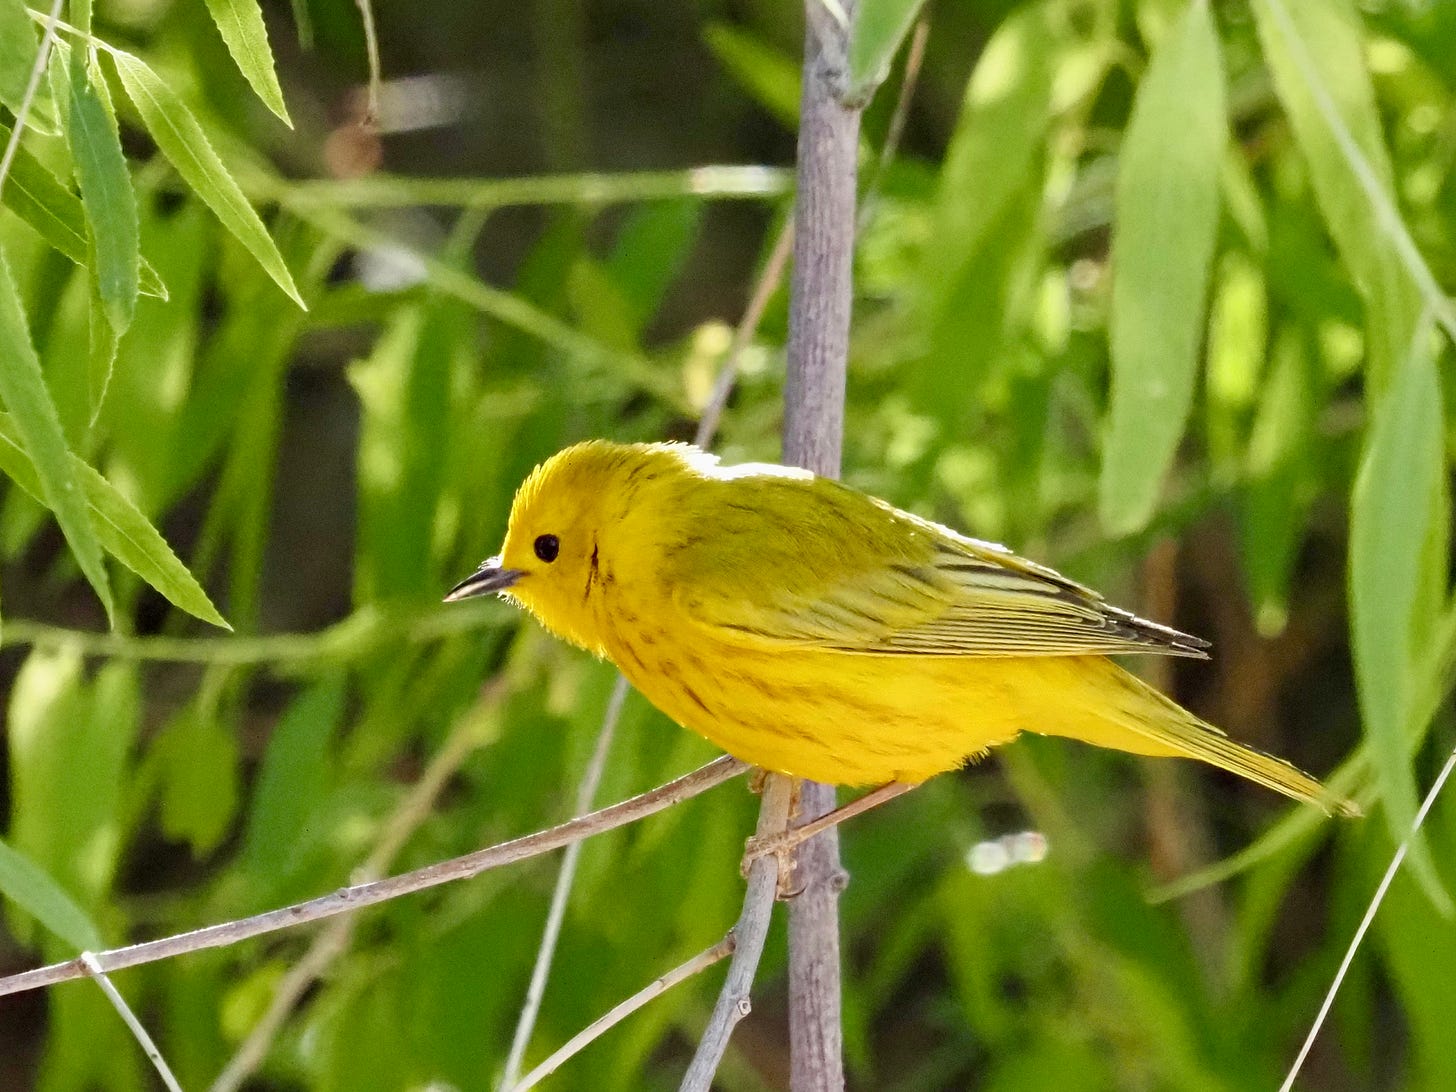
[781,2,863,1089]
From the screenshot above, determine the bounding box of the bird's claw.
[741,831,804,899]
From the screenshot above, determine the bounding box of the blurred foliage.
[0,0,1452,1089]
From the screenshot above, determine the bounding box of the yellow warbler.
[447,440,1354,814]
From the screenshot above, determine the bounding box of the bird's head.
[445,441,678,652]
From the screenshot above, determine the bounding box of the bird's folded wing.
[669,489,1208,659]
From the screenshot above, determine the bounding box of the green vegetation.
[0,0,1452,1088]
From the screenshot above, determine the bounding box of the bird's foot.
[741,829,804,899]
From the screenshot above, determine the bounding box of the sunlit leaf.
[67,64,139,333]
[0,121,167,298]
[848,0,928,95]
[0,410,230,628]
[1100,0,1225,535]
[7,652,137,930]
[0,0,37,112]
[110,49,304,307]
[203,0,292,124]
[0,250,113,622]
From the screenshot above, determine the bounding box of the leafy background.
[0,0,1453,1088]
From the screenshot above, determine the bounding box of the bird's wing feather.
[666,476,1208,659]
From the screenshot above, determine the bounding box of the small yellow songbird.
[447,440,1354,814]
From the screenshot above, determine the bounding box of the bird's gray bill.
[444,557,523,602]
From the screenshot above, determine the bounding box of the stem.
[681,775,795,1089]
[509,935,736,1092]
[781,0,864,1087]
[500,676,628,1088]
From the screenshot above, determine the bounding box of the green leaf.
[0,120,167,299]
[0,249,113,622]
[202,0,292,125]
[109,49,304,308]
[159,691,240,856]
[0,410,230,628]
[240,680,341,877]
[1350,322,1449,912]
[1238,330,1317,636]
[0,838,103,951]
[1251,0,1426,393]
[7,652,137,932]
[67,64,139,333]
[703,24,801,129]
[86,285,120,422]
[929,4,1058,299]
[848,0,927,96]
[0,0,37,111]
[1099,0,1225,535]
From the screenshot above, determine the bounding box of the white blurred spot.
[966,830,1049,875]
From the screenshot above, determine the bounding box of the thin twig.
[0,601,498,665]
[0,756,747,999]
[681,775,795,1089]
[509,934,737,1092]
[0,0,65,199]
[695,217,797,447]
[211,687,502,1092]
[1279,744,1456,1092]
[500,676,629,1088]
[744,781,913,865]
[79,953,184,1092]
[352,0,381,127]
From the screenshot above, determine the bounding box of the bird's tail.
[1036,658,1359,817]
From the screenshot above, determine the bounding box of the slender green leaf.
[240,680,341,876]
[848,0,927,95]
[0,411,230,628]
[109,49,304,307]
[1100,0,1225,535]
[0,121,166,299]
[0,0,37,111]
[159,693,240,855]
[202,0,292,125]
[703,24,801,129]
[86,284,120,422]
[67,64,138,332]
[1252,0,1426,392]
[1350,322,1449,912]
[926,3,1070,313]
[0,250,113,621]
[7,652,136,937]
[0,837,102,951]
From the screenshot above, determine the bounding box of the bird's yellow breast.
[591,577,1010,783]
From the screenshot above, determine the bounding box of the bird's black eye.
[534,534,560,562]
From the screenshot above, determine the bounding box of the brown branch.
[0,756,747,999]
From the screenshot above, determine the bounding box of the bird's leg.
[741,781,916,897]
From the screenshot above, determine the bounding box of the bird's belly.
[604,626,1033,785]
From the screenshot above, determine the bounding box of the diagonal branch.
[0,755,747,999]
